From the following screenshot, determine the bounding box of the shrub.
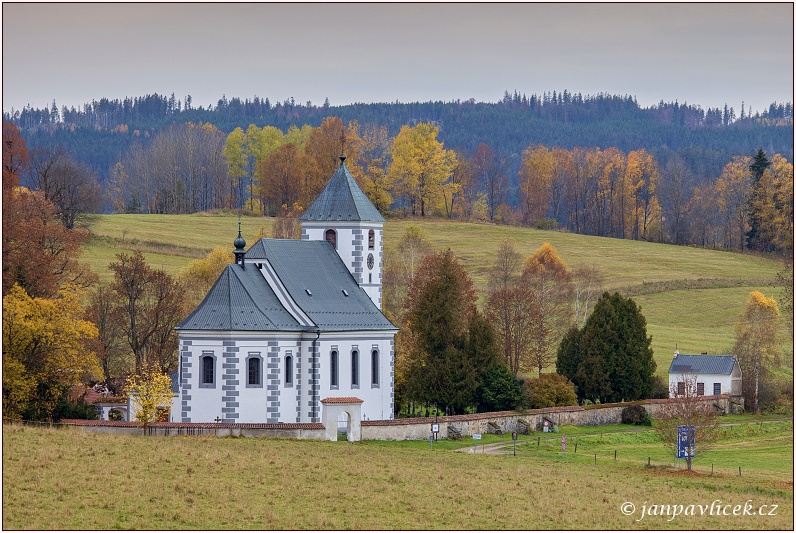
[621,404,651,426]
[524,373,577,409]
[477,365,524,412]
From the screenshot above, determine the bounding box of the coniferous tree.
[402,250,502,414]
[557,292,655,404]
[747,148,773,251]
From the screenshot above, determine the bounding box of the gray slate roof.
[299,160,385,223]
[177,239,396,333]
[668,354,737,375]
[257,239,395,331]
[176,264,304,332]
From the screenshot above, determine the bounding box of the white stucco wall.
[668,372,736,398]
[178,330,395,424]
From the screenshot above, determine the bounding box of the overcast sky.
[3,3,793,115]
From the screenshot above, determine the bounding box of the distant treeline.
[4,90,793,254]
[5,90,793,182]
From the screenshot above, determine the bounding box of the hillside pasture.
[81,214,792,376]
[2,422,792,530]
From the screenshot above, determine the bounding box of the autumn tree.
[387,123,456,216]
[382,226,433,320]
[222,127,248,208]
[715,155,753,251]
[25,147,102,228]
[522,243,574,374]
[304,117,363,208]
[257,143,312,215]
[485,239,534,375]
[655,375,720,471]
[3,285,100,420]
[401,250,502,413]
[177,246,234,309]
[85,284,129,390]
[746,151,794,254]
[518,145,554,226]
[733,291,780,413]
[3,182,96,298]
[109,252,186,374]
[626,148,660,241]
[659,155,694,245]
[357,122,393,213]
[124,365,174,427]
[470,143,507,221]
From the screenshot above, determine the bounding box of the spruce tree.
[747,148,773,251]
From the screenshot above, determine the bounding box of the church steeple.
[299,155,385,309]
[233,218,246,269]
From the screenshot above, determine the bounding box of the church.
[175,156,398,424]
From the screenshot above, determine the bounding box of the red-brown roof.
[320,397,364,404]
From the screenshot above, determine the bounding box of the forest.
[3,90,793,253]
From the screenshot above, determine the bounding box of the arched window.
[351,350,359,387]
[200,353,216,388]
[368,229,375,249]
[330,350,339,388]
[285,355,294,386]
[371,349,379,387]
[325,229,337,249]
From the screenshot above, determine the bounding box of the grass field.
[3,421,792,530]
[79,214,793,377]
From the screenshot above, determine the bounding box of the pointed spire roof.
[299,156,385,223]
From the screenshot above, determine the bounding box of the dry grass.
[2,424,792,530]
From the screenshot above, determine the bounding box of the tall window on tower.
[325,229,337,249]
[368,229,375,249]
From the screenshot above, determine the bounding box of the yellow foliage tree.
[518,145,554,226]
[124,365,174,427]
[387,123,456,216]
[522,243,574,374]
[2,284,100,420]
[178,247,234,308]
[733,290,780,413]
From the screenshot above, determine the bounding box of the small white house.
[668,351,742,398]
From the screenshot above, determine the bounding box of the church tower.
[299,155,385,309]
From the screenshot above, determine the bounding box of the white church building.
[175,156,397,424]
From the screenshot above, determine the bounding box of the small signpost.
[677,425,695,459]
[429,434,434,449]
[431,423,439,442]
[512,431,518,456]
[543,420,549,433]
[473,432,482,453]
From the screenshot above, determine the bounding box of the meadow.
[2,420,792,530]
[80,214,793,376]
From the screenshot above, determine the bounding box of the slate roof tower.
[300,155,385,309]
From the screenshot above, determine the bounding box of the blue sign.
[677,425,695,458]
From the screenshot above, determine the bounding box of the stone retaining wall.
[361,395,733,441]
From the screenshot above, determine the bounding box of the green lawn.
[81,214,792,377]
[3,422,792,530]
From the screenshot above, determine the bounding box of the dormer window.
[325,229,337,249]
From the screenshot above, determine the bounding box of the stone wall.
[361,395,732,441]
[62,395,733,442]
